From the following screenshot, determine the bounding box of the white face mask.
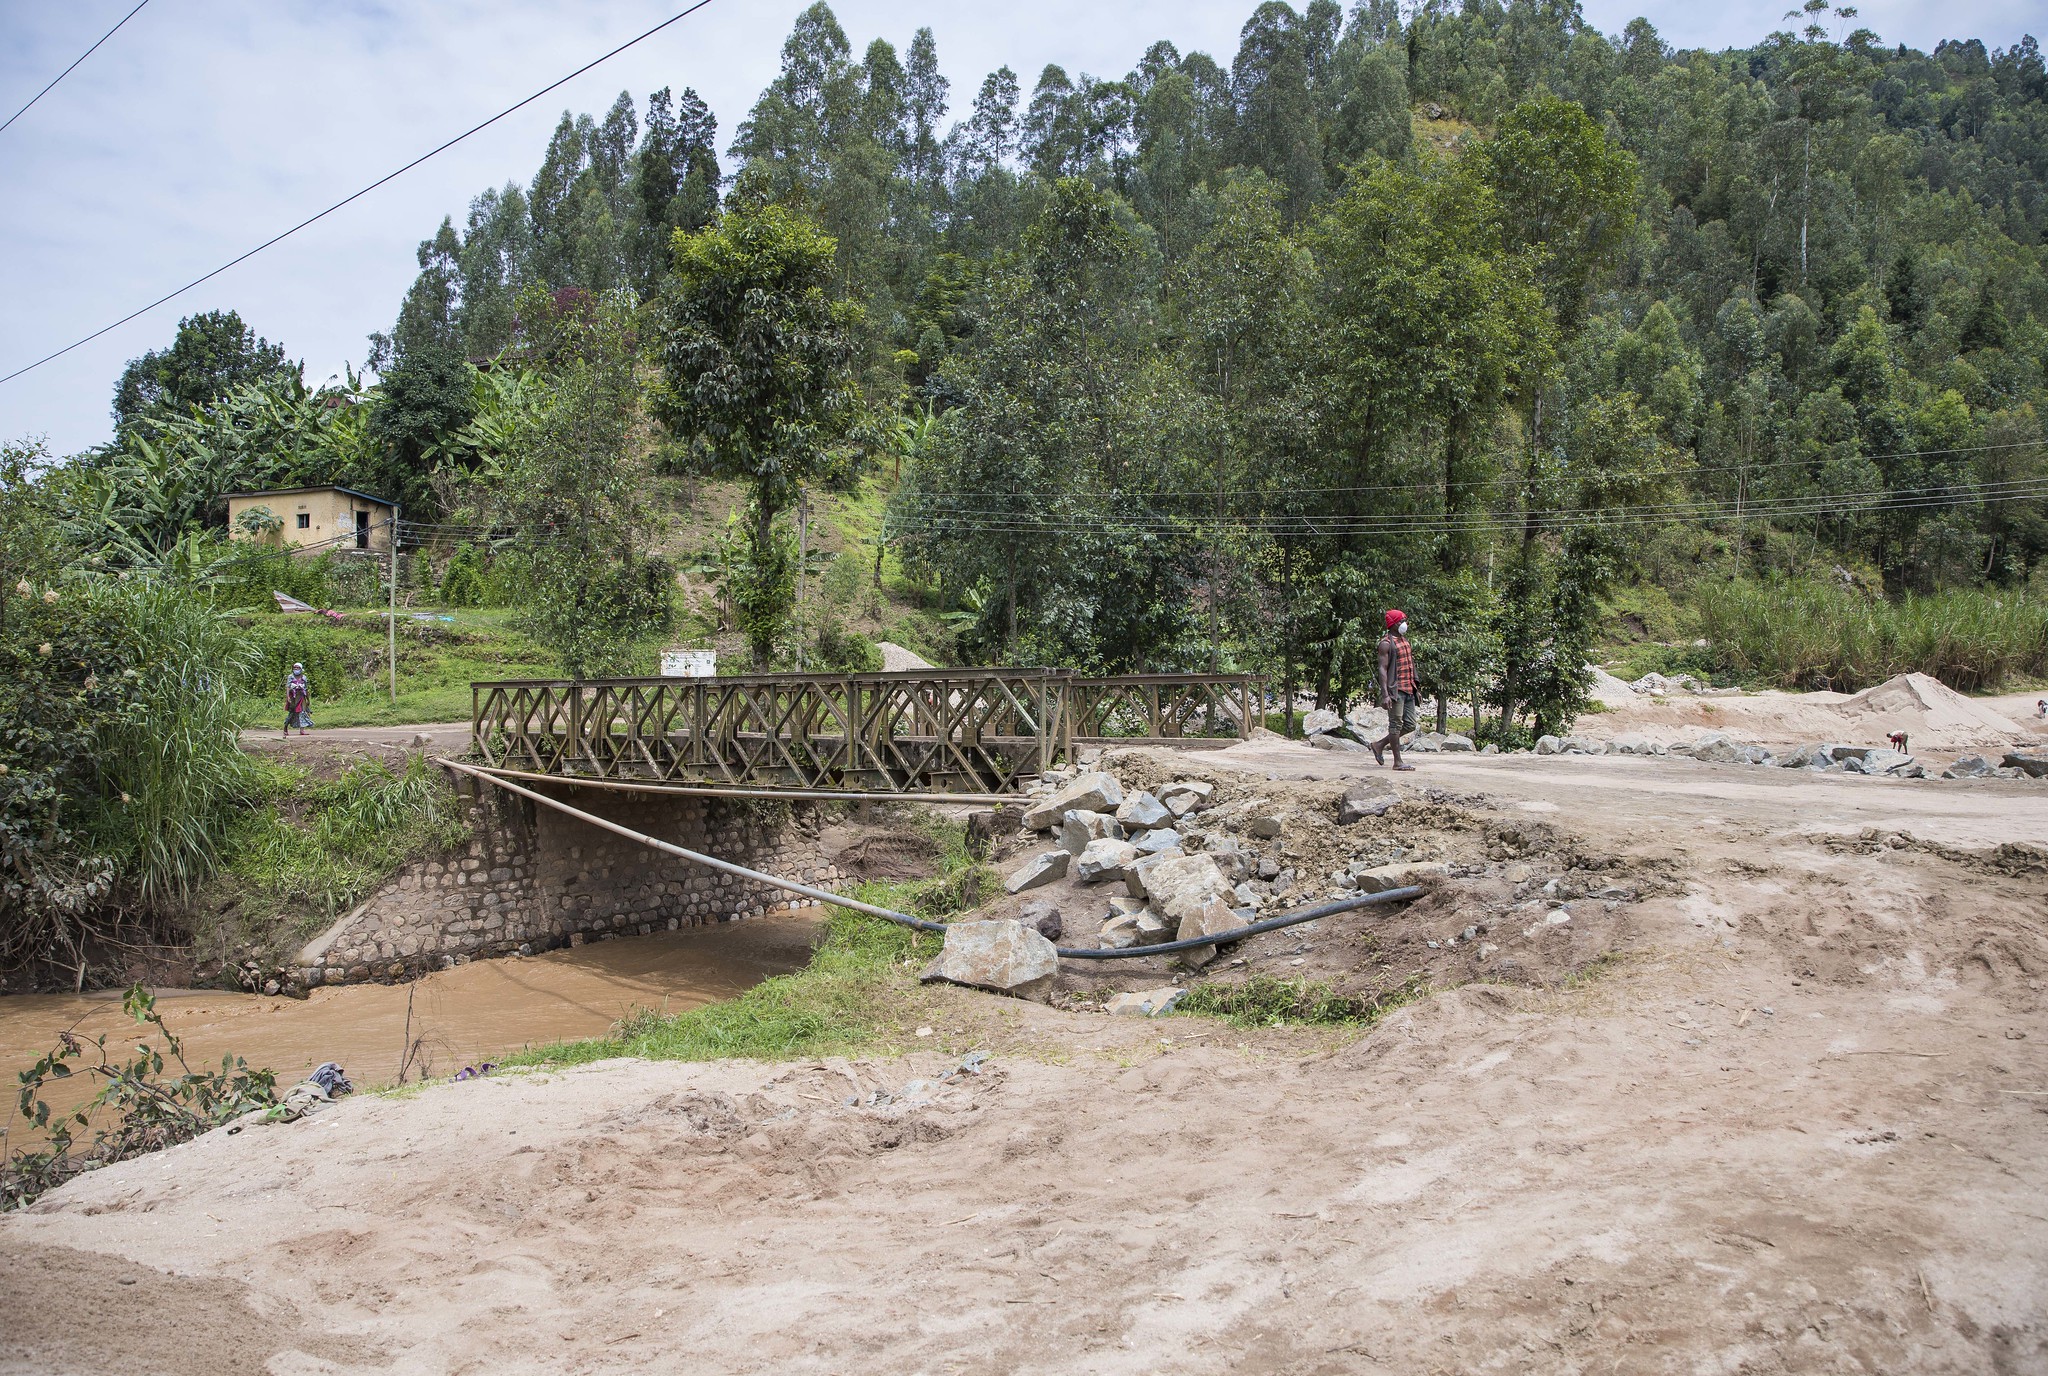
[1397,621,1409,636]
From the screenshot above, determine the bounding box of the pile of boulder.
[924,763,1438,1000]
[1627,672,1741,697]
[1000,769,1257,964]
[1299,706,1484,755]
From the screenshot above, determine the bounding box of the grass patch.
[503,812,989,1067]
[229,607,559,728]
[1176,972,1431,1028]
[194,755,469,966]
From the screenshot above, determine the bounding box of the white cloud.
[0,0,2035,456]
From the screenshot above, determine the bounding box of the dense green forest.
[6,0,2048,966]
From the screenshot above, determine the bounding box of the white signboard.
[660,649,717,678]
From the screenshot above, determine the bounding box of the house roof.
[221,485,395,507]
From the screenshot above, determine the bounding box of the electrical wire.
[885,438,2047,504]
[0,0,150,136]
[0,0,722,389]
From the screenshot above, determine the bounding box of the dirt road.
[5,746,2045,1373]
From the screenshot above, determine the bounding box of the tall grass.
[1695,578,2048,692]
[83,576,258,907]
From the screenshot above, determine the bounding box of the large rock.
[921,920,1059,998]
[1942,755,1995,779]
[1059,810,1123,856]
[1778,743,1836,770]
[1301,707,1344,736]
[1004,849,1069,894]
[1022,771,1124,832]
[1105,987,1186,1017]
[1439,733,1476,752]
[1098,912,1140,949]
[1560,735,1607,756]
[2002,751,2048,779]
[1687,732,1749,765]
[1350,860,1451,894]
[1860,747,1916,775]
[1075,838,1141,885]
[1139,854,1240,949]
[1159,781,1215,817]
[1115,792,1172,829]
[1338,781,1398,824]
[1310,732,1370,753]
[964,805,1023,856]
[1017,899,1063,942]
[1124,847,1186,898]
[1245,810,1288,839]
[1406,733,1443,753]
[1534,734,1563,755]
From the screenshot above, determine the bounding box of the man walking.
[1371,610,1418,771]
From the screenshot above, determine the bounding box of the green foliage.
[469,287,674,677]
[1177,972,1430,1027]
[111,310,293,438]
[4,985,277,1210]
[812,622,882,673]
[214,756,469,943]
[437,541,491,608]
[654,201,861,667]
[1694,577,2048,692]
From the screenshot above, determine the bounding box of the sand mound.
[1838,672,2026,744]
[1584,664,1639,708]
[875,641,933,672]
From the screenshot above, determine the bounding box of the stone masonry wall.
[296,776,845,987]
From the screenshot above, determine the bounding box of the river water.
[0,916,823,1141]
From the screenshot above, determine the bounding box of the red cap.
[1385,609,1406,630]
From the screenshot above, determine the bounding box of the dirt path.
[6,745,2046,1373]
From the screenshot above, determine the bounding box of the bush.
[1694,577,2048,692]
[812,624,882,673]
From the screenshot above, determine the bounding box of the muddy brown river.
[0,916,823,1145]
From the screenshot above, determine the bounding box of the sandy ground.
[6,744,2047,1373]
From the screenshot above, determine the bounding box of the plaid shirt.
[1380,633,1416,694]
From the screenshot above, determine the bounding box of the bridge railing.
[472,670,1259,795]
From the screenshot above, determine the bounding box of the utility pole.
[388,506,399,704]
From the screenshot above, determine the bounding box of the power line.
[888,480,2048,539]
[0,0,722,389]
[0,0,150,136]
[895,438,2048,509]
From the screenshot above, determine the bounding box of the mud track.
[5,746,2046,1374]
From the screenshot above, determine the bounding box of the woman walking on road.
[284,662,312,738]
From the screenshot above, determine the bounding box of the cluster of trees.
[30,1,2048,726]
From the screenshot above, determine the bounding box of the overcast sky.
[1,0,2037,458]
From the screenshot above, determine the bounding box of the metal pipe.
[438,758,1424,961]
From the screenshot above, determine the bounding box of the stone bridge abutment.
[295,773,846,987]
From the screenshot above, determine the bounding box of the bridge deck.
[471,670,1260,795]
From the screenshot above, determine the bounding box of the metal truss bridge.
[470,670,1261,798]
